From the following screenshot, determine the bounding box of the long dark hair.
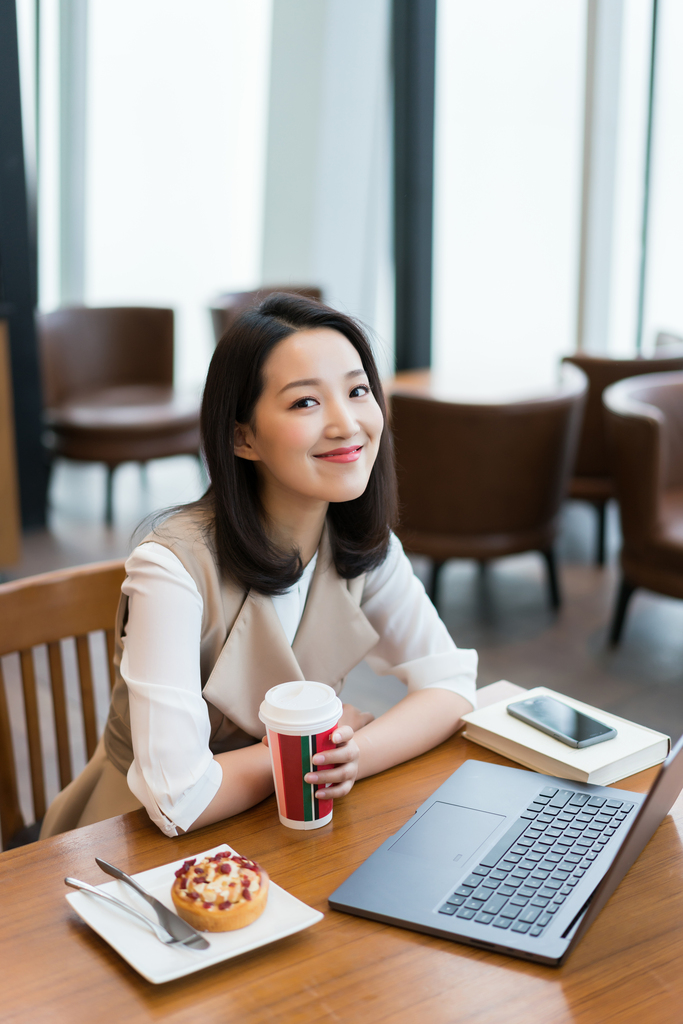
[197,293,397,594]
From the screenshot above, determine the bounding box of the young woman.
[41,294,477,839]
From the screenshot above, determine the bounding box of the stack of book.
[462,685,670,785]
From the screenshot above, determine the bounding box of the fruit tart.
[171,850,269,932]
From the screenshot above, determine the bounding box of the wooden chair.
[561,352,683,564]
[603,372,683,643]
[390,365,587,609]
[0,560,125,850]
[38,307,201,523]
[209,286,323,345]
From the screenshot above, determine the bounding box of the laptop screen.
[566,732,683,950]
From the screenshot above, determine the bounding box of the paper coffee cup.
[259,681,343,830]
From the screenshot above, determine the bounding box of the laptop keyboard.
[438,785,635,937]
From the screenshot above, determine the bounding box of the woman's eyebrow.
[278,369,366,395]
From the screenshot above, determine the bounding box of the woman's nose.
[324,399,358,438]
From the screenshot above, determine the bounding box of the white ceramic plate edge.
[65,844,324,984]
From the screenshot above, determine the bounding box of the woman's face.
[235,328,384,511]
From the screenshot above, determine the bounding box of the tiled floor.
[4,456,683,845]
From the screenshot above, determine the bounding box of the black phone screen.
[508,696,616,746]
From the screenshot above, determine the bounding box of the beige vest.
[103,510,380,774]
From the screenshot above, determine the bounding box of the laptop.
[328,733,683,966]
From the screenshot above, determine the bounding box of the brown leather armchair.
[603,371,683,644]
[562,353,683,564]
[38,307,201,523]
[390,364,587,609]
[209,286,322,345]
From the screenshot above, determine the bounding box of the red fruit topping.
[220,863,232,874]
[194,867,205,874]
[202,902,213,910]
[187,891,200,900]
[242,888,252,901]
[174,867,187,877]
[179,877,187,890]
[183,859,196,867]
[218,901,233,910]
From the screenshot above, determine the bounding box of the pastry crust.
[171,851,269,932]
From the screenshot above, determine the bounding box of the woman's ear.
[234,422,260,461]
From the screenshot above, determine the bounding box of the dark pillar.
[0,0,48,526]
[392,0,437,371]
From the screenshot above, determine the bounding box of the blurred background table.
[1,720,681,1024]
[385,367,565,403]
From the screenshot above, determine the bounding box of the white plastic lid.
[259,681,342,734]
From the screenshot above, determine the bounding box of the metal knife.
[95,857,210,950]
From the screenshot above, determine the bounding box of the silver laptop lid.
[565,731,683,953]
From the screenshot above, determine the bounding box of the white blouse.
[121,534,478,836]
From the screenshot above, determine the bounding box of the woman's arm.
[189,686,472,826]
[186,743,275,831]
[189,699,377,829]
[303,689,472,799]
[189,660,473,826]
[354,687,472,778]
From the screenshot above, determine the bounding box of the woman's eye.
[292,397,318,409]
[350,384,370,398]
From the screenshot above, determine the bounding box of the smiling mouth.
[314,445,363,463]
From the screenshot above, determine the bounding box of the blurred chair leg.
[541,549,561,610]
[105,465,116,525]
[609,578,636,646]
[428,560,445,607]
[595,501,607,566]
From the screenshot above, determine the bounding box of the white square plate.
[65,844,323,984]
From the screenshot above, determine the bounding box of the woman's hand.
[304,725,360,802]
[339,702,374,732]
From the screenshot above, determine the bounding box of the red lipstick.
[314,445,362,463]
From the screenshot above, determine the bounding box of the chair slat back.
[75,634,99,760]
[0,560,126,849]
[47,641,71,790]
[20,649,45,820]
[0,663,23,843]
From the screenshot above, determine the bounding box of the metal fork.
[94,858,209,949]
[65,877,200,948]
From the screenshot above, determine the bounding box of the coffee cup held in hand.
[259,681,343,830]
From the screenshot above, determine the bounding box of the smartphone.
[507,695,617,748]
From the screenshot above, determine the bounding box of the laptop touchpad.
[389,801,505,864]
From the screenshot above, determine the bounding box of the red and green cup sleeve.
[268,724,338,822]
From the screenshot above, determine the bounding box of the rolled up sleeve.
[121,542,222,836]
[361,535,478,709]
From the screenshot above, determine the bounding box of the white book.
[462,685,670,785]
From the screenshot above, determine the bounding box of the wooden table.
[2,734,682,1024]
